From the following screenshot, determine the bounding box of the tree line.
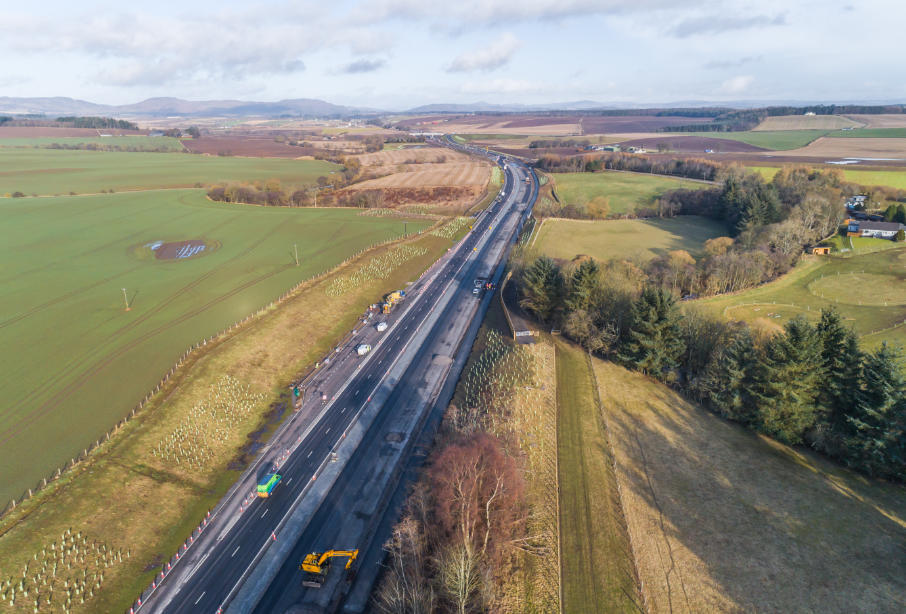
[55,116,140,130]
[537,151,724,181]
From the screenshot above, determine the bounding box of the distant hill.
[0,96,376,117]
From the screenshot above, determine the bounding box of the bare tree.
[436,541,482,614]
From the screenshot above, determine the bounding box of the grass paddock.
[552,171,710,214]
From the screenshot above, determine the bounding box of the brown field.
[579,116,714,134]
[845,114,906,129]
[593,359,906,614]
[612,135,769,153]
[358,185,485,210]
[350,161,490,188]
[355,146,471,166]
[754,115,865,131]
[442,121,582,136]
[0,126,148,137]
[782,137,906,159]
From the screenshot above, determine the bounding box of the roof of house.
[857,221,906,232]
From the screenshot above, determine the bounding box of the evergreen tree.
[847,342,906,480]
[712,329,759,424]
[884,204,898,222]
[616,286,684,380]
[519,256,563,322]
[565,258,599,312]
[896,205,906,225]
[816,307,862,432]
[754,315,825,444]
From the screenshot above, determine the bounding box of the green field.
[749,166,906,190]
[0,190,432,504]
[557,341,639,614]
[552,170,711,214]
[666,130,829,150]
[0,136,184,150]
[537,216,728,262]
[0,148,341,196]
[828,128,906,138]
[696,246,906,349]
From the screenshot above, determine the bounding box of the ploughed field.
[0,190,432,505]
[0,148,340,196]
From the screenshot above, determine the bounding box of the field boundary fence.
[0,228,438,523]
[829,241,906,258]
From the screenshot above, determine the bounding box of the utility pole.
[122,288,130,311]
[404,221,408,237]
[294,244,299,266]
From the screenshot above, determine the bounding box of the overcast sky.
[1,0,902,109]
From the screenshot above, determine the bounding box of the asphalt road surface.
[142,143,533,614]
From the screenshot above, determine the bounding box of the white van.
[376,322,388,332]
[356,344,372,356]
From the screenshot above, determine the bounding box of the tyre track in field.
[0,213,373,444]
[0,213,244,332]
[0,211,272,426]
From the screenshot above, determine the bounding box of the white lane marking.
[287,478,293,485]
[182,554,209,584]
[195,591,206,605]
[326,428,330,434]
[261,509,268,518]
[354,390,358,395]
[232,547,240,557]
[218,515,241,541]
[307,451,312,458]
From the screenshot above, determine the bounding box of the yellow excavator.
[299,549,358,588]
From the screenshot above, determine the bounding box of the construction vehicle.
[382,290,405,314]
[356,344,371,356]
[300,549,358,587]
[321,393,328,405]
[257,470,282,498]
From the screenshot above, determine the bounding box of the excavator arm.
[317,549,359,569]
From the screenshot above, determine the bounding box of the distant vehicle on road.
[257,470,282,498]
[356,344,372,356]
[472,288,480,295]
[321,393,328,405]
[376,322,388,332]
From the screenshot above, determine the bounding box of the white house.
[850,221,906,238]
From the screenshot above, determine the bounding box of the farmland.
[0,148,340,195]
[753,115,865,131]
[351,160,489,188]
[0,224,453,614]
[660,130,829,150]
[536,217,729,262]
[594,358,906,613]
[696,248,906,349]
[0,136,184,150]
[0,189,432,505]
[780,137,906,160]
[551,170,711,214]
[845,114,906,129]
[750,166,906,190]
[828,127,906,138]
[355,146,471,166]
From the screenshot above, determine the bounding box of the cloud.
[714,75,755,95]
[332,59,386,74]
[672,13,785,37]
[704,55,763,69]
[448,33,522,73]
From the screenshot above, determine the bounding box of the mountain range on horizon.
[1,96,904,118]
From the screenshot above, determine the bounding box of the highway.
[140,142,535,614]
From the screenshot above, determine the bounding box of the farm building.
[847,220,906,238]
[809,246,831,255]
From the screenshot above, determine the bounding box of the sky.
[0,0,903,110]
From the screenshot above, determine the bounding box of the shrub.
[895,229,905,242]
[12,191,25,198]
